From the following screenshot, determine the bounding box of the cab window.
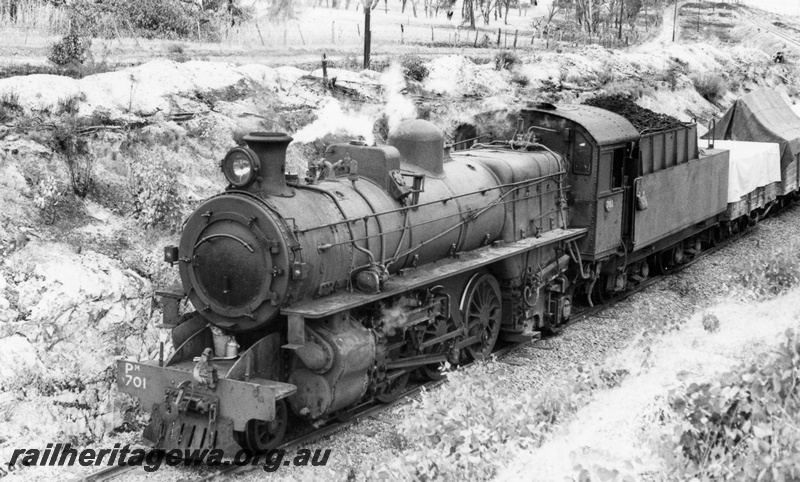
[612,147,624,189]
[572,132,592,175]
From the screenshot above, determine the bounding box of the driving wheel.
[462,273,502,361]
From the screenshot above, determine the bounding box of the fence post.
[474,28,479,47]
[322,53,328,90]
[401,24,404,44]
[497,28,501,46]
[431,25,434,42]
[513,29,518,48]
[254,22,265,46]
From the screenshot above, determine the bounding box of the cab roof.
[522,103,640,147]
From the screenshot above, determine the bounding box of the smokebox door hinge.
[282,314,305,350]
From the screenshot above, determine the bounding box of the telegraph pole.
[672,0,678,41]
[363,0,371,68]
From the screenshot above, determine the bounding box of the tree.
[461,0,476,28]
[270,0,295,18]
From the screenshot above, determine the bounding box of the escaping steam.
[291,64,418,146]
[376,296,417,337]
[380,63,417,132]
[292,98,375,145]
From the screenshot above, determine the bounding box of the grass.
[0,0,68,33]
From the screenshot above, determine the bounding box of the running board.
[283,228,587,319]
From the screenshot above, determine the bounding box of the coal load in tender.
[583,94,690,133]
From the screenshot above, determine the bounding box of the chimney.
[243,132,295,197]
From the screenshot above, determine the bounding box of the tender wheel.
[243,399,287,452]
[375,372,410,403]
[738,216,749,233]
[462,273,502,361]
[707,227,721,248]
[657,249,676,274]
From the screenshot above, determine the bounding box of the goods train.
[117,89,799,454]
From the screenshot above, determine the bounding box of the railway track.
[741,12,800,50]
[77,202,785,482]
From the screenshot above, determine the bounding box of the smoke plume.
[380,63,417,133]
[292,98,375,145]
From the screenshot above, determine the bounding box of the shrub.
[57,92,87,115]
[701,312,720,333]
[66,0,251,41]
[0,91,21,122]
[494,50,519,70]
[51,119,94,198]
[48,31,92,67]
[401,54,429,82]
[127,154,184,230]
[596,68,615,86]
[511,71,530,88]
[33,173,63,225]
[670,329,800,480]
[166,43,190,62]
[691,72,728,103]
[734,247,800,298]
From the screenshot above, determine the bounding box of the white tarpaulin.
[705,140,782,203]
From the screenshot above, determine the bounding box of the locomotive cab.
[519,104,639,260]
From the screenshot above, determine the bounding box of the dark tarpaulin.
[704,89,800,170]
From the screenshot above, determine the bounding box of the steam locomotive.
[117,92,797,454]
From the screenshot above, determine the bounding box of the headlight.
[222,148,260,187]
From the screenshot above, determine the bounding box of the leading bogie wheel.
[243,399,288,452]
[375,372,410,403]
[462,273,502,361]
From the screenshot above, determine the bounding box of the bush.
[494,50,519,70]
[401,54,429,82]
[702,312,720,333]
[664,65,681,91]
[57,92,87,115]
[127,153,184,230]
[670,330,800,480]
[66,0,251,41]
[0,91,21,122]
[48,31,92,67]
[51,119,94,198]
[33,173,63,225]
[691,72,728,103]
[734,247,800,298]
[510,71,529,88]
